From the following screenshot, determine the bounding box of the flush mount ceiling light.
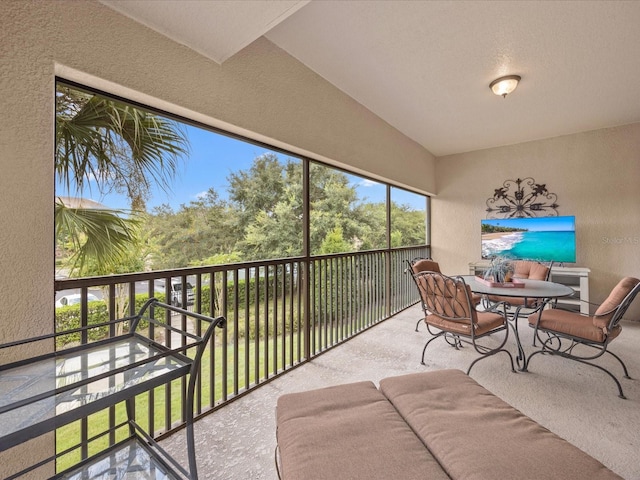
[489,75,521,98]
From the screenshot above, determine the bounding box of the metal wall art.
[485,177,559,218]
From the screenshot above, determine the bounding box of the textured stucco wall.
[432,123,640,321]
[0,1,433,475]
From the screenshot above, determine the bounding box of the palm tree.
[55,83,189,273]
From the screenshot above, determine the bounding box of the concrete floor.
[163,304,640,480]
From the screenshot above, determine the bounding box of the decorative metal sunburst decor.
[485,177,559,218]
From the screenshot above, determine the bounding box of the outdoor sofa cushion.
[276,380,449,480]
[276,369,622,480]
[379,369,622,480]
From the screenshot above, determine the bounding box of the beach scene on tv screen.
[481,216,576,263]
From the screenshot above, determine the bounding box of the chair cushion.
[419,275,474,319]
[513,260,550,280]
[475,310,508,334]
[276,381,450,480]
[411,259,441,274]
[427,310,504,336]
[487,261,548,307]
[593,277,640,330]
[412,261,479,304]
[426,314,472,334]
[530,308,622,343]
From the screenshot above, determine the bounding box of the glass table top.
[460,275,575,298]
[0,338,189,443]
[59,438,179,479]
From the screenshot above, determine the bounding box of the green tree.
[143,154,426,268]
[228,153,288,233]
[390,203,426,246]
[147,189,241,269]
[309,163,367,254]
[319,226,351,254]
[354,201,426,249]
[355,202,386,250]
[238,160,303,260]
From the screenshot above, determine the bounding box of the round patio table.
[460,275,575,369]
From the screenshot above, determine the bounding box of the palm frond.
[55,87,189,196]
[55,200,141,274]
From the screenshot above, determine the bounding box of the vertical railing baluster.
[349,255,354,336]
[195,273,203,414]
[309,260,316,355]
[370,254,375,326]
[280,264,286,371]
[108,283,118,446]
[222,269,229,403]
[299,260,306,361]
[233,269,239,397]
[242,268,248,388]
[369,254,373,326]
[78,287,89,462]
[254,266,260,386]
[164,276,172,433]
[363,254,368,329]
[272,265,278,374]
[264,266,270,380]
[335,256,340,343]
[321,258,326,349]
[342,257,347,339]
[372,253,376,325]
[147,280,155,439]
[288,260,294,366]
[245,268,250,389]
[211,272,219,408]
[180,276,187,424]
[328,257,333,346]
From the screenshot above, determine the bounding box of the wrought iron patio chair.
[483,260,554,312]
[413,271,515,375]
[407,257,481,332]
[406,257,442,332]
[525,276,640,398]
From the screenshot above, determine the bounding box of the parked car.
[55,293,100,308]
[167,279,195,308]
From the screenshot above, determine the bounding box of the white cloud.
[359,179,380,188]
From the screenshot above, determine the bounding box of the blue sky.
[56,122,426,212]
[482,216,575,232]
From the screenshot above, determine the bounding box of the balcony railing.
[53,245,428,471]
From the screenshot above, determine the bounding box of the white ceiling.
[100,0,640,157]
[100,0,310,63]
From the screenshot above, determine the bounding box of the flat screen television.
[481,215,576,263]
